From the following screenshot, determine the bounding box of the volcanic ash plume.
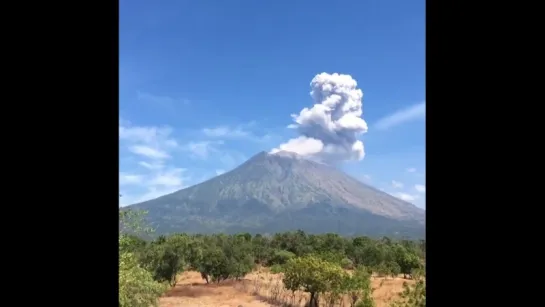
[272,72,368,162]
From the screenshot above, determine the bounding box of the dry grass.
[159,268,415,307]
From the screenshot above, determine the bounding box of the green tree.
[142,235,189,286]
[251,234,272,264]
[119,209,166,307]
[119,209,151,252]
[271,230,311,256]
[374,262,390,277]
[283,256,346,307]
[352,236,372,248]
[185,236,204,269]
[390,280,425,307]
[222,235,255,280]
[312,250,345,265]
[119,253,167,307]
[342,266,374,307]
[198,246,230,283]
[387,261,401,279]
[341,257,355,270]
[352,242,391,268]
[236,232,252,242]
[316,233,347,255]
[195,234,255,284]
[121,234,147,254]
[393,245,421,279]
[269,249,296,265]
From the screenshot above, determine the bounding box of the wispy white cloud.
[119,118,263,206]
[182,141,223,160]
[119,169,187,188]
[382,186,422,205]
[202,126,251,138]
[119,173,144,185]
[119,119,188,206]
[406,167,416,173]
[415,184,426,193]
[118,167,189,206]
[119,120,178,157]
[374,102,425,130]
[392,180,404,189]
[129,145,170,159]
[120,185,186,207]
[148,168,187,187]
[119,167,189,206]
[393,192,417,202]
[138,161,164,170]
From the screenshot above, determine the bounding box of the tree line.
[119,210,425,307]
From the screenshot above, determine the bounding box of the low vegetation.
[119,209,425,307]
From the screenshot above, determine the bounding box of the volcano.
[126,151,425,238]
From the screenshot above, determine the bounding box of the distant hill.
[126,151,425,238]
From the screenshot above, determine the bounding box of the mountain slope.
[127,151,425,238]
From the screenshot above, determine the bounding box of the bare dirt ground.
[159,269,415,307]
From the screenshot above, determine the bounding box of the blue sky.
[119,0,426,208]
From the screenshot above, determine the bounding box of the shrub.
[269,249,296,265]
[269,264,284,274]
[390,280,426,307]
[283,256,347,307]
[119,252,167,307]
[341,257,355,270]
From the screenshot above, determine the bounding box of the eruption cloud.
[272,73,368,163]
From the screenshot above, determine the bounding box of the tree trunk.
[350,294,358,307]
[308,292,319,307]
[201,272,209,284]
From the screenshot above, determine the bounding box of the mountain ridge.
[127,150,425,238]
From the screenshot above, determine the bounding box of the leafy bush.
[283,256,347,307]
[269,249,296,265]
[343,266,374,307]
[269,264,284,273]
[119,209,166,307]
[119,252,167,307]
[341,257,355,270]
[141,239,186,286]
[390,280,426,307]
[197,238,255,283]
[313,250,345,265]
[393,245,422,278]
[387,261,401,278]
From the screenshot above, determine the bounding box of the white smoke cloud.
[272,73,368,162]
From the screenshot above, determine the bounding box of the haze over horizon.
[119,0,426,208]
